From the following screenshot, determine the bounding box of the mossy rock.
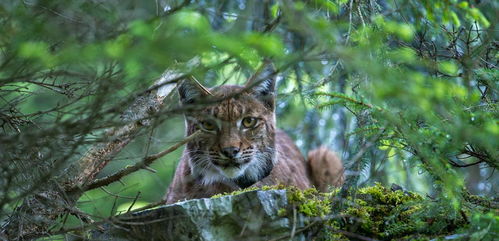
[285,183,497,240]
[91,184,498,240]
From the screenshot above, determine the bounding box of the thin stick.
[290,205,297,239]
[190,76,214,96]
[77,130,202,192]
[126,192,141,213]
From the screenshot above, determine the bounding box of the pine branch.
[0,58,200,240]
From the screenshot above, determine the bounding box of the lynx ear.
[246,61,276,109]
[177,77,211,104]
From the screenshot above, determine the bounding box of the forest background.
[0,0,497,240]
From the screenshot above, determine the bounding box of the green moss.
[210,184,287,198]
[339,183,482,240]
[277,208,287,217]
[208,183,495,240]
[358,182,423,205]
[210,187,259,199]
[286,186,334,217]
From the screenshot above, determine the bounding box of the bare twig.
[78,130,202,192]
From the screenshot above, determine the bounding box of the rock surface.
[91,184,497,240]
[92,189,308,241]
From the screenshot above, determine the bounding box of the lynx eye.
[241,117,258,128]
[200,120,217,131]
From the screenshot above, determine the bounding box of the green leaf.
[468,8,490,28]
[271,2,280,19]
[243,33,285,58]
[389,47,417,63]
[18,41,49,58]
[168,10,211,33]
[438,61,459,75]
[396,24,414,41]
[129,20,154,39]
[449,11,461,27]
[18,41,57,67]
[105,35,131,59]
[314,0,339,14]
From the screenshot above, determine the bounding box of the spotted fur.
[165,74,344,203]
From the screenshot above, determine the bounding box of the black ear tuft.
[253,78,275,96]
[178,79,204,104]
[247,61,276,109]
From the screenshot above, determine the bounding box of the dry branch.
[79,130,202,192]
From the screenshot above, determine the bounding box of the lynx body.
[165,69,343,203]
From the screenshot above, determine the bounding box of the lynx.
[165,65,344,203]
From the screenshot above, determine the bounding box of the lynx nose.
[221,147,240,159]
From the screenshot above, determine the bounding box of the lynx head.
[178,64,276,188]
